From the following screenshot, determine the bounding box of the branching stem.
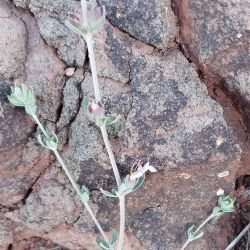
[81,0,126,248]
[31,113,109,244]
[181,213,215,250]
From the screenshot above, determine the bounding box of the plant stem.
[32,114,49,138]
[225,222,250,250]
[100,126,122,187]
[180,240,190,250]
[82,8,125,249]
[85,34,101,101]
[117,196,126,250]
[53,149,108,243]
[194,213,214,235]
[80,0,88,26]
[181,213,214,250]
[31,114,109,244]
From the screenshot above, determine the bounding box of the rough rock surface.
[174,0,250,125]
[0,0,246,249]
[0,1,26,79]
[97,0,179,49]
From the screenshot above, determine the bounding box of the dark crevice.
[21,173,41,204]
[7,244,13,250]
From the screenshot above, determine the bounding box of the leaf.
[187,225,204,241]
[79,185,90,203]
[187,225,195,239]
[105,114,121,126]
[132,175,145,191]
[96,235,110,250]
[100,188,117,198]
[7,95,24,107]
[111,229,118,243]
[83,96,90,111]
[192,231,204,241]
[65,20,86,37]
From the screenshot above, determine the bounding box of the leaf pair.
[212,195,235,216]
[78,185,90,203]
[8,84,37,116]
[100,175,145,198]
[96,229,117,250]
[38,132,59,150]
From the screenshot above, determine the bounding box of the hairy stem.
[54,149,108,242]
[32,114,49,138]
[82,3,125,248]
[32,114,109,243]
[181,213,214,250]
[194,214,214,235]
[180,240,190,250]
[117,196,126,250]
[85,34,101,101]
[80,0,88,25]
[100,126,122,187]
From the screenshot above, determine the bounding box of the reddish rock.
[174,0,250,125]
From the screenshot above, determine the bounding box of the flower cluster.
[65,6,106,37]
[83,96,121,126]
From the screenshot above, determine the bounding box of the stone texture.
[175,0,250,124]
[94,22,132,83]
[0,0,26,79]
[97,0,178,49]
[15,0,87,67]
[122,50,240,170]
[0,1,65,207]
[0,0,245,249]
[21,11,65,122]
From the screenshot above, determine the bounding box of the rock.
[174,0,250,123]
[123,49,240,170]
[0,1,26,79]
[97,0,178,50]
[20,11,65,122]
[0,2,64,207]
[0,79,49,207]
[65,67,75,77]
[94,22,132,83]
[58,69,83,128]
[38,16,87,67]
[15,0,87,67]
[1,0,244,249]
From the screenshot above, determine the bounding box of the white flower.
[216,188,224,196]
[129,162,157,180]
[143,162,157,173]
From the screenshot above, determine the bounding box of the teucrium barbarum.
[181,192,236,250]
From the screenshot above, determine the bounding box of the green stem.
[117,196,126,250]
[53,149,109,243]
[180,240,190,250]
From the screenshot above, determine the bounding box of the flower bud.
[68,11,82,28]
